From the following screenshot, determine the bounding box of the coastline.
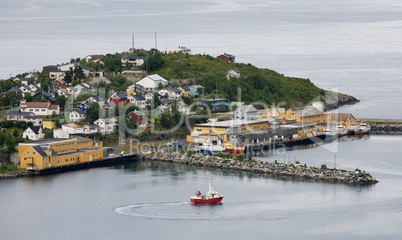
[140,152,378,184]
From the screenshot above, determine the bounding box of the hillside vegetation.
[153,53,326,107]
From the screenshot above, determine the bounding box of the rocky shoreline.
[141,152,378,184]
[0,171,30,179]
[324,92,360,111]
[369,123,402,135]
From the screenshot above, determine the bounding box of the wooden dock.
[28,153,139,176]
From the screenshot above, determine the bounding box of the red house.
[127,111,147,128]
[108,90,130,106]
[217,53,235,63]
[54,79,67,89]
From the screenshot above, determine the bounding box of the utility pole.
[155,32,157,50]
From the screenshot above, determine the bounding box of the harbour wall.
[141,152,378,184]
[358,118,402,135]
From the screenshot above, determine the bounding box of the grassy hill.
[152,53,327,108]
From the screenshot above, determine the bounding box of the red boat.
[190,184,224,204]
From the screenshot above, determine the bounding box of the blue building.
[197,98,229,112]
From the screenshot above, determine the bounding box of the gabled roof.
[180,86,191,91]
[8,111,35,117]
[331,113,353,122]
[86,54,104,60]
[147,74,168,83]
[121,55,148,60]
[32,145,48,157]
[6,86,22,93]
[167,86,181,94]
[148,90,161,96]
[236,105,257,113]
[222,53,235,59]
[228,68,240,73]
[71,109,86,114]
[130,94,146,101]
[290,106,322,117]
[27,126,43,134]
[162,99,175,105]
[90,77,111,85]
[111,90,127,99]
[21,85,32,90]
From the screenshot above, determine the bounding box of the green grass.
[0,162,24,173]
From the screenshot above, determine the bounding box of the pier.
[27,153,139,176]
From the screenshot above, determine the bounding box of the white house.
[19,99,60,115]
[58,62,79,72]
[85,96,106,108]
[166,87,181,99]
[234,105,258,121]
[145,91,161,101]
[7,111,43,126]
[128,94,147,109]
[19,85,32,96]
[226,68,241,79]
[69,109,87,122]
[121,55,148,66]
[94,118,117,135]
[28,83,41,93]
[136,74,168,91]
[170,46,191,54]
[22,126,45,141]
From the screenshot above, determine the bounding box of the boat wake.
[115,202,227,220]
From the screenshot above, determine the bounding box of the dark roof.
[162,99,175,105]
[33,91,56,102]
[28,126,43,134]
[290,106,322,117]
[222,53,235,58]
[229,68,240,73]
[113,90,127,99]
[149,90,161,96]
[71,109,86,114]
[121,55,148,60]
[131,94,146,101]
[6,86,22,93]
[8,111,35,116]
[81,66,95,72]
[32,145,48,157]
[180,86,191,91]
[21,85,31,90]
[167,86,181,94]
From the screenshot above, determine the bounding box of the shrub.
[321,164,328,170]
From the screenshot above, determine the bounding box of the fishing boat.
[335,125,348,138]
[224,143,245,154]
[320,128,336,142]
[354,123,370,136]
[200,143,225,155]
[190,184,224,204]
[347,124,357,135]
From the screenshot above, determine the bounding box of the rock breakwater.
[370,123,402,135]
[0,171,30,179]
[141,152,378,184]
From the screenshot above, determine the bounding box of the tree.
[144,52,164,72]
[152,94,162,108]
[86,103,100,123]
[56,95,67,110]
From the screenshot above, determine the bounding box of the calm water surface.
[1,135,402,239]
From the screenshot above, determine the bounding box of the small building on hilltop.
[217,53,235,63]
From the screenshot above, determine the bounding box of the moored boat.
[354,123,370,136]
[320,128,336,142]
[224,143,245,154]
[200,143,225,155]
[190,184,224,204]
[335,125,348,138]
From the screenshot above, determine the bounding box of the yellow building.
[187,119,272,143]
[18,137,103,170]
[328,113,357,127]
[178,86,191,97]
[257,107,285,119]
[43,119,57,129]
[279,106,328,124]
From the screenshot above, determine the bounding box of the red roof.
[331,113,352,122]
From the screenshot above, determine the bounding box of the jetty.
[141,152,378,184]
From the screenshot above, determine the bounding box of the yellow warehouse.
[18,137,103,170]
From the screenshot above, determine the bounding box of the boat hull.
[190,196,223,204]
[225,147,245,154]
[200,149,225,155]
